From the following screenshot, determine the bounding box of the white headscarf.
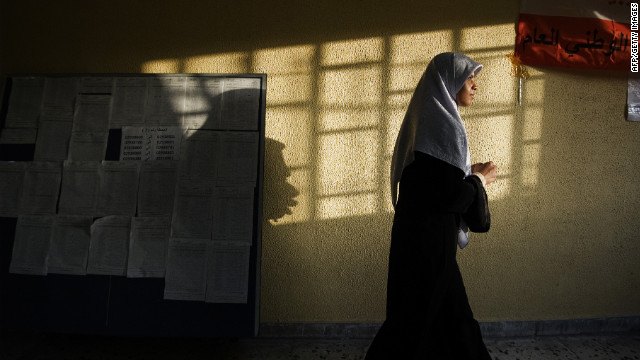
[389,53,482,249]
[390,52,483,206]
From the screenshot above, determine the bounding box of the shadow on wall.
[263,138,299,223]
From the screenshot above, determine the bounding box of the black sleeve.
[461,174,491,233]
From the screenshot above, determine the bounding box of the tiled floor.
[2,333,639,359]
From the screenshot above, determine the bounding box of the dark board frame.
[0,73,266,337]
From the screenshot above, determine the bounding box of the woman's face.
[456,74,477,107]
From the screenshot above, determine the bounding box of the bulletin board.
[0,74,266,337]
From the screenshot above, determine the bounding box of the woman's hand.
[471,161,498,185]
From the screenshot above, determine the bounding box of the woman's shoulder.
[413,151,465,176]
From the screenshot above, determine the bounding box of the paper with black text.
[110,77,147,128]
[10,215,54,275]
[72,94,112,133]
[96,161,139,216]
[4,77,45,129]
[205,242,251,304]
[58,161,100,216]
[127,216,170,278]
[42,77,78,116]
[0,128,37,144]
[144,77,186,126]
[47,215,93,275]
[0,162,26,217]
[212,186,254,245]
[164,238,208,301]
[87,215,131,276]
[20,162,61,215]
[171,180,213,238]
[120,126,181,161]
[33,113,73,161]
[220,78,261,130]
[136,161,178,216]
[179,129,219,182]
[217,131,259,186]
[183,77,223,130]
[79,77,114,94]
[67,132,108,161]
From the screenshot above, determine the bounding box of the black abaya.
[365,151,492,360]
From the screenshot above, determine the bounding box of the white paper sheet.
[96,161,139,216]
[58,161,100,215]
[170,180,213,238]
[0,162,26,217]
[19,162,62,215]
[32,110,74,161]
[72,94,112,133]
[205,242,251,304]
[9,215,54,276]
[217,131,259,186]
[47,215,93,275]
[87,215,131,276]
[42,77,78,115]
[79,76,114,94]
[163,237,208,301]
[110,77,147,128]
[220,78,261,130]
[67,132,108,161]
[179,129,219,182]
[183,77,223,130]
[136,161,178,216]
[127,216,170,278]
[4,76,45,129]
[212,187,254,244]
[120,126,182,161]
[627,77,640,121]
[144,77,186,126]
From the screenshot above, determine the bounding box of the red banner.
[515,6,631,70]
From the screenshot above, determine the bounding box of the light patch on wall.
[383,157,394,213]
[459,23,515,51]
[254,45,317,73]
[321,38,384,66]
[466,114,514,201]
[141,58,182,73]
[520,75,544,190]
[384,106,407,157]
[388,30,453,93]
[264,73,314,105]
[523,76,545,107]
[388,64,425,92]
[317,193,377,220]
[523,107,543,142]
[319,108,380,132]
[183,52,249,73]
[390,31,454,66]
[319,66,382,106]
[521,143,541,188]
[318,129,379,197]
[253,45,317,106]
[265,107,312,168]
[467,50,516,107]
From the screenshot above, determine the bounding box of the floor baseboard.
[259,317,640,339]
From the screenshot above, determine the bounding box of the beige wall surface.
[1,0,639,323]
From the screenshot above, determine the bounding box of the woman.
[365,52,498,359]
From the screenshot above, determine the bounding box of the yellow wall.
[2,0,639,323]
